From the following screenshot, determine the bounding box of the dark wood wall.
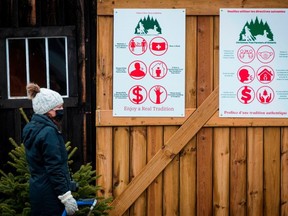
[0,0,96,172]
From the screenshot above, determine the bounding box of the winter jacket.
[22,114,71,216]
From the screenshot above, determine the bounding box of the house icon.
[258,68,273,82]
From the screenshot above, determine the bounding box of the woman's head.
[26,83,63,115]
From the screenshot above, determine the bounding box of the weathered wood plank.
[185,16,197,108]
[96,16,114,198]
[196,15,214,216]
[96,109,194,126]
[264,127,280,216]
[97,0,288,16]
[213,16,219,87]
[96,127,113,197]
[96,16,113,110]
[163,126,179,216]
[113,127,130,216]
[281,128,288,215]
[230,128,247,215]
[96,109,288,127]
[213,128,230,216]
[146,126,163,216]
[179,137,197,216]
[108,86,219,216]
[247,128,263,216]
[179,15,197,216]
[129,127,147,215]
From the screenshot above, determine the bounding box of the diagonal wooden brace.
[109,86,219,216]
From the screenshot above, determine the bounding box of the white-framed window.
[6,36,69,99]
[0,26,78,108]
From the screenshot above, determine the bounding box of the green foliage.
[0,139,113,216]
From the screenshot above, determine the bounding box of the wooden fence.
[96,0,288,215]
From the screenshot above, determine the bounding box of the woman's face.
[47,104,64,118]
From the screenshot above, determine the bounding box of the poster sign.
[113,9,186,117]
[220,8,288,118]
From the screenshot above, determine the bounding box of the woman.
[22,83,78,216]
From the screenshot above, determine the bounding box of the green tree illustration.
[239,17,274,41]
[135,15,162,34]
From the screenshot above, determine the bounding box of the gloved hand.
[58,191,78,215]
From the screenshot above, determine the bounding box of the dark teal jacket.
[22,114,71,215]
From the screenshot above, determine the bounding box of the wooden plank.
[163,126,179,216]
[146,126,163,216]
[96,16,114,198]
[230,128,247,215]
[96,109,288,127]
[96,127,113,198]
[113,127,130,216]
[108,86,219,216]
[213,16,219,87]
[179,15,197,216]
[264,127,280,216]
[213,128,230,216]
[185,16,197,108]
[129,126,147,215]
[96,108,194,126]
[179,137,197,216]
[281,128,288,215]
[196,128,213,216]
[196,15,214,216]
[96,16,113,110]
[97,0,288,16]
[247,128,263,216]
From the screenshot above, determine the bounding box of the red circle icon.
[128,85,147,104]
[149,37,168,56]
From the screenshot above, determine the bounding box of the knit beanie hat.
[26,83,64,114]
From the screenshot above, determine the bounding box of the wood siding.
[0,0,96,172]
[96,1,288,215]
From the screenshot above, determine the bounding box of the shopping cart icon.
[62,199,97,216]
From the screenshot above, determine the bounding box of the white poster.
[113,9,186,117]
[220,8,288,118]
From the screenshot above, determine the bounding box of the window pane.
[8,39,27,97]
[48,38,67,95]
[29,38,47,87]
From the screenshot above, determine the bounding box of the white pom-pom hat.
[32,88,63,114]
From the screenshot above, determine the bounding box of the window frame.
[0,26,78,108]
